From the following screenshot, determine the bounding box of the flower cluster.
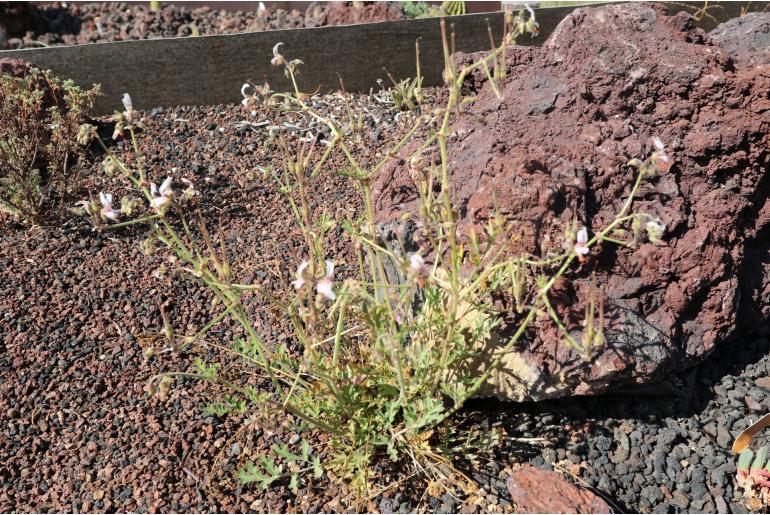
[270,42,304,79]
[112,93,137,139]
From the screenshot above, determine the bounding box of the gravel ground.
[1,48,767,515]
[485,333,770,514]
[0,1,404,49]
[2,91,765,513]
[0,93,422,513]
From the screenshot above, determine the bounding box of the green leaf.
[193,357,219,380]
[753,446,768,471]
[236,461,279,490]
[273,443,302,462]
[301,439,311,459]
[738,449,754,473]
[259,455,281,478]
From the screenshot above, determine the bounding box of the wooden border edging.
[0,5,602,114]
[0,2,756,114]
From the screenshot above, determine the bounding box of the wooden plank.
[0,5,594,114]
[0,2,755,114]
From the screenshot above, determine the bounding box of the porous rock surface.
[372,4,770,401]
[321,1,405,27]
[506,465,614,513]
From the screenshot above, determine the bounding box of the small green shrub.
[81,8,670,507]
[0,67,99,224]
[400,1,466,19]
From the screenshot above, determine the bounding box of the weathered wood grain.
[0,2,756,114]
[0,5,602,114]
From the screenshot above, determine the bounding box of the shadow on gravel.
[468,334,770,426]
[453,334,770,511]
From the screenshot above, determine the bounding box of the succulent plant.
[752,446,769,473]
[739,449,754,477]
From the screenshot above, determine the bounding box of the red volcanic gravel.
[0,1,406,49]
[0,92,427,512]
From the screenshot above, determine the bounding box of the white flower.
[652,136,665,151]
[99,192,119,221]
[257,1,266,16]
[408,253,428,277]
[122,93,133,121]
[241,83,252,107]
[292,260,309,290]
[316,260,336,301]
[271,42,285,67]
[150,177,173,210]
[574,227,590,256]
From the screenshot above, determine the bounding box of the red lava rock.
[1,1,405,49]
[373,4,770,401]
[506,465,613,513]
[0,58,34,77]
[710,12,770,66]
[321,1,405,27]
[756,377,770,389]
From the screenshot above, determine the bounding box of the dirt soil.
[373,2,770,402]
[0,1,406,49]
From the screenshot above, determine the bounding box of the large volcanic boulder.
[710,12,770,65]
[372,4,770,401]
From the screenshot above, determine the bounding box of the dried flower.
[150,177,173,211]
[112,121,125,140]
[77,123,97,146]
[316,260,336,301]
[292,260,309,290]
[120,196,140,216]
[122,93,134,122]
[574,227,590,257]
[271,42,285,67]
[180,178,200,202]
[99,192,119,221]
[75,199,96,217]
[645,218,665,243]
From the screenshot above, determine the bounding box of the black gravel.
[467,335,770,513]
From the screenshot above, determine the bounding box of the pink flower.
[150,177,173,211]
[651,136,672,173]
[271,42,285,67]
[122,93,134,122]
[292,260,309,290]
[316,260,336,301]
[99,192,119,221]
[574,227,590,256]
